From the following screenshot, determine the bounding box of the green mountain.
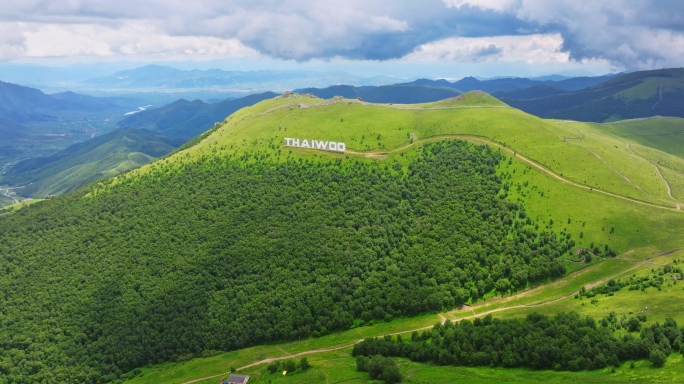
[492,84,569,99]
[501,68,684,122]
[1,92,684,384]
[1,128,184,198]
[0,80,125,123]
[117,92,278,138]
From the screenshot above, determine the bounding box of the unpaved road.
[344,133,682,212]
[179,248,680,384]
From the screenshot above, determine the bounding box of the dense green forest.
[0,141,575,383]
[353,312,683,371]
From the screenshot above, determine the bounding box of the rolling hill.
[501,68,684,122]
[1,92,684,384]
[1,128,184,198]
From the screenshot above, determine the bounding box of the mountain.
[295,84,461,103]
[492,85,569,99]
[294,74,618,105]
[1,128,184,198]
[117,91,278,138]
[0,80,143,169]
[1,92,683,383]
[0,117,27,142]
[500,68,684,122]
[396,74,618,93]
[0,80,126,122]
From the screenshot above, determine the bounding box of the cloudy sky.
[1,0,683,78]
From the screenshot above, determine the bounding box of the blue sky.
[2,0,683,78]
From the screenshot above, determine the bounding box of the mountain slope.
[118,92,278,138]
[501,68,684,122]
[1,92,684,384]
[0,80,125,123]
[2,128,184,197]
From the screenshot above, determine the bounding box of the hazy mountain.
[82,64,400,91]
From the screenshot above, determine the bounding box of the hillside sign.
[284,138,346,153]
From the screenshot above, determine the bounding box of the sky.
[1,0,684,79]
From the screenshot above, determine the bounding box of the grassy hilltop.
[2,92,684,384]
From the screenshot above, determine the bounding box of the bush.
[356,356,370,372]
[650,349,666,368]
[267,361,280,374]
[284,360,296,373]
[369,355,402,384]
[300,357,310,371]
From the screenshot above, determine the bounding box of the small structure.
[226,374,250,384]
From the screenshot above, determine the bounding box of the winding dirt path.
[179,248,681,384]
[625,142,680,203]
[448,247,681,322]
[344,134,682,212]
[584,147,652,195]
[651,79,664,111]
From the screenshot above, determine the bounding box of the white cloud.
[8,21,258,59]
[406,33,574,64]
[0,23,28,61]
[443,0,518,12]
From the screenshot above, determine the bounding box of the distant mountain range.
[500,68,684,122]
[80,64,399,92]
[2,128,184,198]
[295,84,461,103]
[293,73,618,104]
[396,73,619,93]
[0,81,127,124]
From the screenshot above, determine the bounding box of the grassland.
[168,95,681,207]
[114,92,684,384]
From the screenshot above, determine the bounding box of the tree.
[284,360,296,373]
[300,357,310,371]
[627,317,641,332]
[650,349,666,367]
[382,362,403,384]
[267,361,279,374]
[356,356,370,372]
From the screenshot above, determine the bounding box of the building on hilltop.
[226,374,250,384]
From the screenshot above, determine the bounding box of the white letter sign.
[284,138,346,153]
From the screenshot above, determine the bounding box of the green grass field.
[599,117,684,158]
[119,94,684,384]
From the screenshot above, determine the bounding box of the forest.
[353,312,683,371]
[0,141,576,383]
